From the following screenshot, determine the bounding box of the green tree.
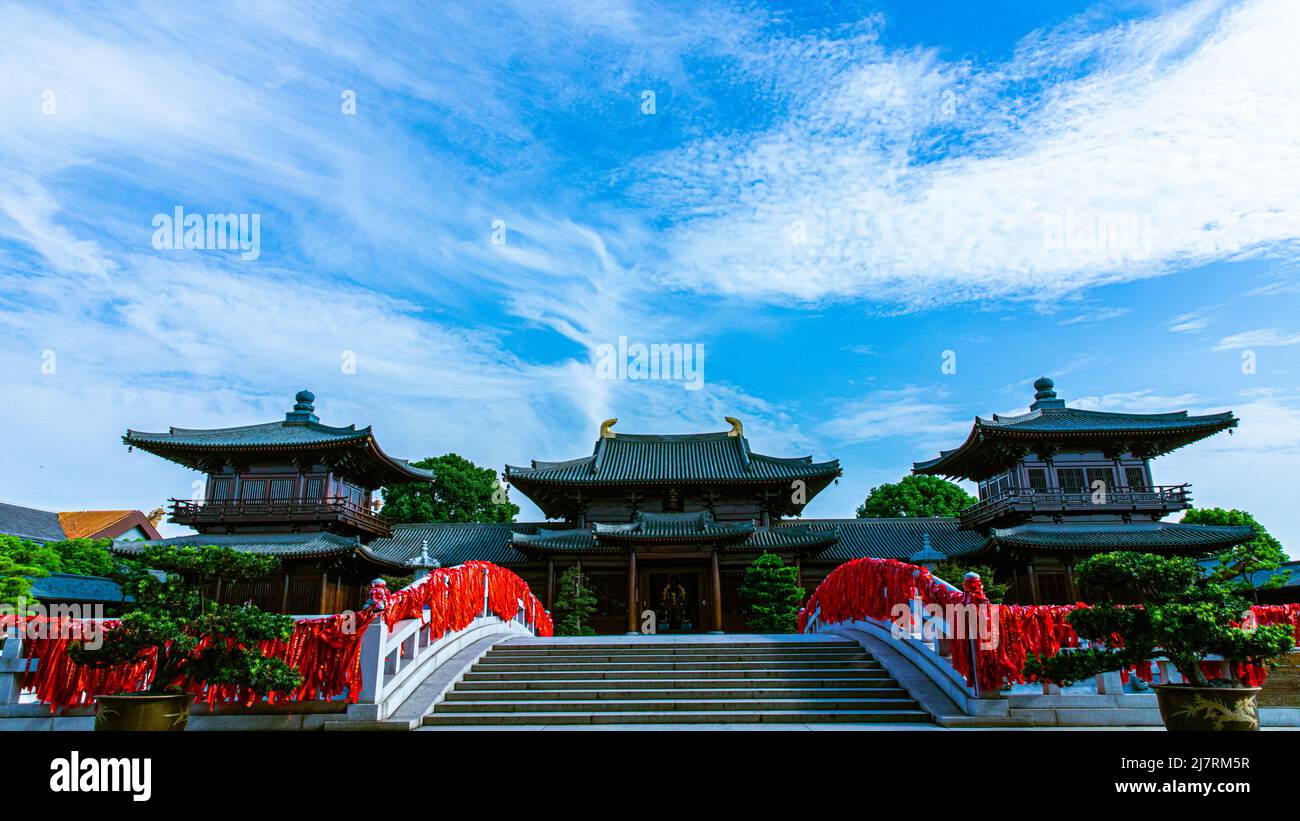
[1182,507,1289,601]
[381,453,520,524]
[739,553,805,633]
[0,552,44,611]
[856,475,976,518]
[0,536,118,609]
[71,545,301,695]
[932,560,1009,604]
[551,565,597,636]
[2,536,117,576]
[1025,552,1294,688]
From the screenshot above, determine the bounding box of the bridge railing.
[1,560,551,719]
[798,558,1300,712]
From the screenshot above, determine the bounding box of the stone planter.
[1152,684,1260,731]
[94,693,191,731]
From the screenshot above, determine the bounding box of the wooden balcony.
[169,497,391,538]
[959,485,1191,530]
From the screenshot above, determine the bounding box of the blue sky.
[0,0,1297,552]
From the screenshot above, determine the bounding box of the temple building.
[114,390,435,613]
[111,379,1255,626]
[912,377,1252,603]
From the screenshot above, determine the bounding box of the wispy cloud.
[645,0,1300,307]
[1213,328,1300,350]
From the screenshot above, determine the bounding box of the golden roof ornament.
[725,416,743,437]
[599,418,618,439]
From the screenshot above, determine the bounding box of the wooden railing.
[960,484,1190,528]
[169,496,391,536]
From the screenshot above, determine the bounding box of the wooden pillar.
[710,550,723,634]
[280,572,291,614]
[1026,562,1042,605]
[318,570,330,614]
[1065,561,1078,602]
[214,577,223,605]
[546,558,555,610]
[626,552,638,634]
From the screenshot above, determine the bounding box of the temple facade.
[112,379,1255,627]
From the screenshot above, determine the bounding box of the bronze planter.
[94,693,191,731]
[1152,684,1260,731]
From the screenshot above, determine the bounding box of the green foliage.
[551,566,597,636]
[932,560,1009,604]
[1183,507,1290,600]
[69,545,301,696]
[738,553,805,633]
[0,552,44,611]
[381,453,520,524]
[0,535,118,609]
[855,475,976,519]
[1024,552,1294,687]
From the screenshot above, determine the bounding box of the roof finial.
[1029,376,1064,411]
[725,416,744,437]
[599,418,618,439]
[286,389,319,423]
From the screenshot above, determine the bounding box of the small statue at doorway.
[661,575,688,628]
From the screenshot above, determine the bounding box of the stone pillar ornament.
[364,578,390,611]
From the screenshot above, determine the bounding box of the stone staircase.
[420,635,931,727]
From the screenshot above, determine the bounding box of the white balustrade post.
[355,616,389,708]
[1096,670,1124,695]
[1,624,26,706]
[482,567,490,618]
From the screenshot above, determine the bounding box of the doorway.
[647,571,702,633]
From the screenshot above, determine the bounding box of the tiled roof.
[794,518,987,562]
[593,512,754,544]
[372,523,530,566]
[57,510,161,541]
[109,531,380,563]
[125,421,374,448]
[506,430,840,486]
[511,528,615,554]
[913,377,1237,480]
[0,501,67,542]
[725,524,840,552]
[58,510,130,538]
[27,573,130,604]
[988,522,1254,551]
[122,392,435,485]
[978,407,1237,434]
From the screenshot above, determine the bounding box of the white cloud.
[1167,311,1211,333]
[1213,328,1300,350]
[646,0,1300,307]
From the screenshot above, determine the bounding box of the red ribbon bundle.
[800,557,1300,691]
[14,561,551,709]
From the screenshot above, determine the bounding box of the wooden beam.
[546,558,555,610]
[626,552,638,634]
[710,550,723,634]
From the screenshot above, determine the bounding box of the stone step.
[455,676,902,691]
[488,645,855,657]
[497,641,853,652]
[445,687,910,702]
[422,709,932,726]
[436,697,918,713]
[471,660,881,673]
[462,667,893,682]
[482,651,867,663]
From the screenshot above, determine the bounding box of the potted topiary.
[1025,552,1294,731]
[70,544,302,730]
